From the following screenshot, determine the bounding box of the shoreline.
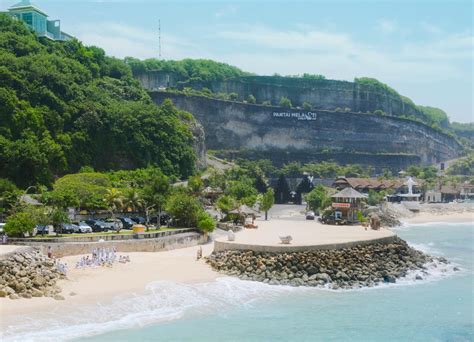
[0,243,219,331]
[402,211,473,225]
[1,209,472,336]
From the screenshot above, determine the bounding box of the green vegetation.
[125,57,250,83]
[259,188,275,220]
[417,106,450,128]
[302,102,312,110]
[196,211,216,233]
[246,94,256,104]
[367,189,387,206]
[0,14,197,188]
[446,155,474,176]
[165,190,202,228]
[279,96,292,108]
[305,185,330,212]
[4,211,36,237]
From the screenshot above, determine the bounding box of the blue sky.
[2,0,472,123]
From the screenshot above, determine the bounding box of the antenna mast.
[158,19,162,58]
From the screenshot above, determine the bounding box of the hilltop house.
[6,0,72,41]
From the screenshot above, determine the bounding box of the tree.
[165,191,202,227]
[197,210,216,233]
[260,188,275,220]
[123,189,142,213]
[225,177,258,206]
[305,185,329,212]
[216,195,236,217]
[262,100,272,106]
[368,190,386,206]
[188,176,204,194]
[228,92,239,101]
[279,96,292,108]
[142,171,170,227]
[104,188,123,222]
[247,94,256,104]
[4,211,35,237]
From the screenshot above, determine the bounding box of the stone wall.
[10,232,208,257]
[149,92,462,170]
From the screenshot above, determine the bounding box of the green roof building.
[7,0,72,41]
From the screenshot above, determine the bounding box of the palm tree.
[104,188,123,219]
[123,189,142,213]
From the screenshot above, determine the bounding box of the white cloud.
[376,19,397,34]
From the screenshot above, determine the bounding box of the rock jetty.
[0,249,65,300]
[206,238,448,289]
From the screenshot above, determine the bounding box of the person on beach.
[196,246,203,260]
[2,233,7,244]
[47,246,53,258]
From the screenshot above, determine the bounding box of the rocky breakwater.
[0,249,65,300]
[206,238,450,289]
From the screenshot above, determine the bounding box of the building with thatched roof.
[331,187,367,223]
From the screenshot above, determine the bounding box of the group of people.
[74,247,131,269]
[56,259,69,275]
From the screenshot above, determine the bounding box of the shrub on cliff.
[279,97,292,108]
[247,94,256,104]
[302,102,312,110]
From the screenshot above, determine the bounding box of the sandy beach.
[1,204,472,333]
[0,243,219,330]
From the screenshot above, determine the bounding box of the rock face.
[136,73,424,120]
[187,119,207,170]
[149,93,461,171]
[0,250,64,299]
[206,238,446,289]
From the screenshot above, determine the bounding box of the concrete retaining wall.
[10,232,208,257]
[214,235,398,253]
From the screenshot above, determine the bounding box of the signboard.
[272,111,317,121]
[332,203,351,208]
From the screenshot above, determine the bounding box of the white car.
[74,221,93,233]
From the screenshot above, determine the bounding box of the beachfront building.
[7,0,72,41]
[333,177,423,194]
[330,187,367,223]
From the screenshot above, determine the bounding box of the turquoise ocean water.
[3,222,473,341]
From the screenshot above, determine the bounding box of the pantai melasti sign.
[272,112,317,121]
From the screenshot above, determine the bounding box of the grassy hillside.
[0,14,197,188]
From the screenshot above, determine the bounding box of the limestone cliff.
[149,92,462,171]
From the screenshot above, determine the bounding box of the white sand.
[404,211,474,224]
[0,243,218,330]
[218,218,394,247]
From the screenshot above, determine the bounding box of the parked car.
[73,221,93,233]
[305,211,315,220]
[118,217,135,229]
[35,225,53,235]
[103,218,123,231]
[61,223,78,234]
[85,219,107,232]
[150,214,170,226]
[130,216,146,224]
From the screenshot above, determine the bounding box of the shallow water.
[3,222,473,341]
